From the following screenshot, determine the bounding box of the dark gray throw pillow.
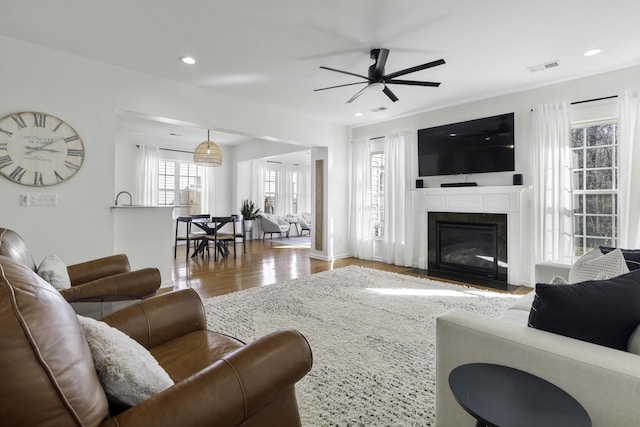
[528,269,640,350]
[599,246,640,271]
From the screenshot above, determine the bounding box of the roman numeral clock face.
[0,112,85,186]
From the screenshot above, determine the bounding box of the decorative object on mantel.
[193,130,222,167]
[240,199,261,234]
[440,182,477,187]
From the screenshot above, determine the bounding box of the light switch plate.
[30,194,58,206]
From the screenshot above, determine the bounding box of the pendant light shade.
[194,130,223,167]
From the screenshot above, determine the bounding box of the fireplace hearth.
[428,212,509,290]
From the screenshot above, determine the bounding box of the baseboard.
[160,280,174,289]
[309,252,350,262]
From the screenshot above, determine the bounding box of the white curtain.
[135,145,159,206]
[383,131,414,266]
[200,165,216,215]
[251,159,266,215]
[348,137,373,259]
[618,89,640,248]
[298,163,311,214]
[258,161,311,216]
[276,163,293,216]
[532,102,574,264]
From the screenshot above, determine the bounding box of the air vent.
[370,106,388,113]
[528,60,559,73]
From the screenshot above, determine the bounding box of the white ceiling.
[3,0,640,141]
[115,112,252,147]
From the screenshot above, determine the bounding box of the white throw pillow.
[76,315,174,406]
[574,247,604,264]
[550,272,608,285]
[568,248,629,284]
[37,254,71,290]
[549,275,569,285]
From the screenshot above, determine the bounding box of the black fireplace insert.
[428,212,509,290]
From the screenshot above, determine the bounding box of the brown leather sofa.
[0,227,160,303]
[0,255,313,426]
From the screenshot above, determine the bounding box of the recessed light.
[354,112,363,117]
[583,48,602,57]
[179,56,196,65]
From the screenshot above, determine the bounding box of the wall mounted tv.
[417,113,515,177]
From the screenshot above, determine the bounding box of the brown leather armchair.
[0,255,313,426]
[0,227,160,303]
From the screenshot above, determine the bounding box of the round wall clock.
[0,111,85,186]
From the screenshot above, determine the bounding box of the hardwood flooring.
[171,236,530,300]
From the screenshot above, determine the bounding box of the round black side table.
[448,363,591,427]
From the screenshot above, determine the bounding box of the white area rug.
[203,265,521,426]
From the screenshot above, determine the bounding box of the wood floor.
[171,236,530,299]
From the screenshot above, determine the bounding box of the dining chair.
[174,214,209,259]
[204,216,237,260]
[232,214,246,254]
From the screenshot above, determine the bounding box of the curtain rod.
[570,95,618,105]
[136,145,193,154]
[350,136,384,143]
[530,95,618,112]
[266,160,300,166]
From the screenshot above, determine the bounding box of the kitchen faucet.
[115,191,132,206]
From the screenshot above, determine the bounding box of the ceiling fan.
[314,48,445,103]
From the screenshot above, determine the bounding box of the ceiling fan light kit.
[315,48,445,103]
[194,130,223,167]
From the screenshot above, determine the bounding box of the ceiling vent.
[370,106,388,113]
[528,60,559,73]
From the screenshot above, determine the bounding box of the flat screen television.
[417,113,515,177]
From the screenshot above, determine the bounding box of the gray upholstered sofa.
[436,283,640,427]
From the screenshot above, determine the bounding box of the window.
[264,169,277,214]
[158,159,202,208]
[371,151,385,237]
[291,171,298,214]
[158,160,176,205]
[571,121,618,257]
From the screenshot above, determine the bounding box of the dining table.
[189,216,238,260]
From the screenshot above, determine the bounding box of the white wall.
[1,35,349,272]
[351,64,640,282]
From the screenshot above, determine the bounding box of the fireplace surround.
[416,185,530,288]
[428,212,508,290]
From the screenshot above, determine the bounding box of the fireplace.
[428,212,509,290]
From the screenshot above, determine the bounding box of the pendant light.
[194,130,223,167]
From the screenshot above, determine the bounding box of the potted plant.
[240,199,261,235]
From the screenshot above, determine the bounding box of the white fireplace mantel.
[416,185,532,287]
